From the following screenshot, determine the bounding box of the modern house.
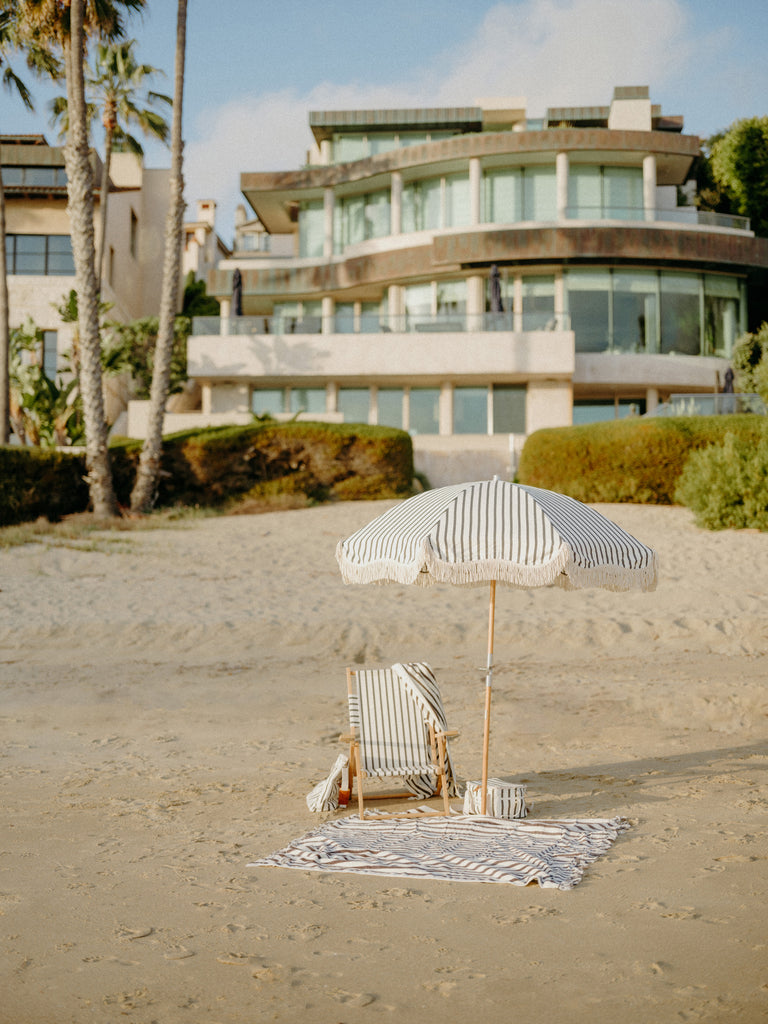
[149,88,768,483]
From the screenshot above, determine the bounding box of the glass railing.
[564,205,750,231]
[648,393,766,417]
[192,312,572,336]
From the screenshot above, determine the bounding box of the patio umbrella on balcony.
[489,264,504,313]
[336,478,658,813]
[232,268,243,317]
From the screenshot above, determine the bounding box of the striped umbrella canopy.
[336,478,658,812]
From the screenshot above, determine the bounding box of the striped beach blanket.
[249,815,630,890]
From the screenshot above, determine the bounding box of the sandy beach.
[1,499,767,1023]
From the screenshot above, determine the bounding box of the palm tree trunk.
[95,120,114,291]
[0,163,10,445]
[63,0,117,516]
[130,0,187,513]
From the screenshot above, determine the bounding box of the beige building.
[3,135,172,376]
[165,86,768,485]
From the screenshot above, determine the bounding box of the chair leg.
[437,734,451,815]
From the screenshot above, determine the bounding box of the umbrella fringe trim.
[424,546,570,588]
[560,551,659,593]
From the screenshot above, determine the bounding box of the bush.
[517,415,767,504]
[0,446,89,527]
[1,421,413,526]
[675,428,768,530]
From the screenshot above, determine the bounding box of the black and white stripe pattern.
[336,478,658,592]
[249,815,631,889]
[348,663,458,797]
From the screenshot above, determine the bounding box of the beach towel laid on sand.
[249,815,630,889]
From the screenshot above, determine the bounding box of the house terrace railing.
[564,206,750,231]
[191,312,572,337]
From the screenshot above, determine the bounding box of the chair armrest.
[437,729,459,739]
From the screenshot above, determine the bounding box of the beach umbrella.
[232,268,243,317]
[336,478,658,813]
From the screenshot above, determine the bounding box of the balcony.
[188,317,575,383]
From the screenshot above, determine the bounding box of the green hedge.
[0,421,414,526]
[0,447,89,526]
[517,415,768,504]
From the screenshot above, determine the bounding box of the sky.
[4,0,768,243]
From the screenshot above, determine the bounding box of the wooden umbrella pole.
[481,580,496,815]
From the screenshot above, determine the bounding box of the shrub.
[517,415,767,504]
[0,447,89,527]
[675,428,768,530]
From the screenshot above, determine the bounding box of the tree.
[130,0,187,514]
[50,38,171,288]
[0,3,61,445]
[18,0,144,516]
[732,322,768,406]
[709,117,768,237]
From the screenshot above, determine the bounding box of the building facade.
[179,89,768,483]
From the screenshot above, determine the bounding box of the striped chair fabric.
[346,662,458,816]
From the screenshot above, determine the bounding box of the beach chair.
[340,662,459,818]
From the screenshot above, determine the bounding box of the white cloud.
[183,0,722,242]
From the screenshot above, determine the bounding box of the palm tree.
[130,0,187,514]
[17,0,144,516]
[50,38,171,289]
[0,3,62,445]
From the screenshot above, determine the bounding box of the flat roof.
[309,107,483,143]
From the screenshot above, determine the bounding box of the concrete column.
[321,295,334,333]
[513,275,523,331]
[440,383,453,436]
[326,381,338,413]
[467,274,484,329]
[219,297,231,335]
[390,171,402,235]
[643,154,657,222]
[323,187,335,258]
[387,284,402,331]
[469,157,482,225]
[556,151,569,221]
[201,383,212,415]
[320,139,332,165]
[554,272,566,329]
[645,386,659,414]
[370,385,379,425]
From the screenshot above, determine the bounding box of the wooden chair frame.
[340,666,457,818]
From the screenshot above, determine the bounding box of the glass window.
[613,271,658,353]
[399,133,428,148]
[47,235,75,275]
[404,283,433,329]
[704,275,742,358]
[567,271,611,352]
[568,165,601,218]
[408,388,440,435]
[360,300,384,332]
[603,166,643,219]
[493,386,526,433]
[436,279,466,320]
[25,166,57,187]
[377,388,404,428]
[297,301,322,334]
[289,388,327,415]
[3,167,23,185]
[252,388,285,416]
[445,173,470,227]
[402,178,442,232]
[334,303,356,333]
[369,133,397,156]
[483,168,522,223]
[573,399,645,425]
[42,330,58,378]
[14,234,46,274]
[338,388,369,424]
[523,166,556,221]
[273,301,301,333]
[660,272,700,355]
[365,190,390,239]
[453,387,488,434]
[298,200,324,257]
[333,133,367,162]
[521,276,555,330]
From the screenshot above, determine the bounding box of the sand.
[0,500,766,1023]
